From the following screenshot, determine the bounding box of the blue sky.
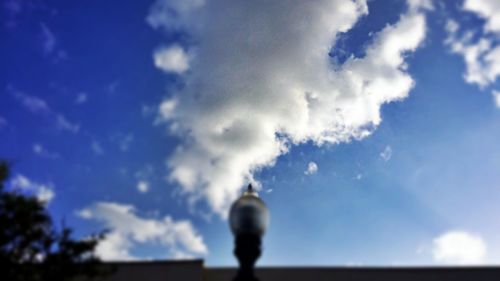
[2,0,500,266]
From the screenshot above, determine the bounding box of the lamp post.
[229,184,269,281]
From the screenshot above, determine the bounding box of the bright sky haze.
[1,0,500,266]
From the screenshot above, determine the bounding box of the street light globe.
[229,184,269,237]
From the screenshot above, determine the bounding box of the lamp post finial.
[230,183,269,281]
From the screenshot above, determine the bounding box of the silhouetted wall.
[207,267,500,281]
[77,260,500,281]
[76,260,203,281]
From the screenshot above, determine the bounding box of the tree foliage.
[0,161,109,281]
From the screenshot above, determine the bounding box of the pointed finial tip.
[242,183,258,197]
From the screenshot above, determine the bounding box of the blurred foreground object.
[0,160,109,281]
[229,184,269,281]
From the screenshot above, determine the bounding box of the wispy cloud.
[33,143,59,159]
[40,22,56,55]
[55,114,80,133]
[8,85,80,133]
[39,22,67,62]
[153,45,190,74]
[91,140,104,155]
[111,133,134,152]
[75,92,88,104]
[134,165,155,194]
[76,202,207,260]
[4,0,23,29]
[380,145,393,162]
[11,89,50,114]
[0,116,7,129]
[141,104,156,118]
[107,80,120,94]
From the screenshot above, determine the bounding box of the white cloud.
[304,162,319,175]
[445,25,500,88]
[10,174,56,204]
[76,208,93,219]
[432,231,487,265]
[134,166,154,194]
[170,249,196,260]
[76,202,207,261]
[137,181,150,193]
[12,174,31,189]
[36,185,55,203]
[153,45,189,74]
[94,232,135,261]
[149,0,429,217]
[463,0,500,33]
[407,0,433,11]
[156,98,177,123]
[446,0,500,106]
[493,90,500,108]
[380,145,393,161]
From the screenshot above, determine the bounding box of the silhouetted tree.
[0,161,109,281]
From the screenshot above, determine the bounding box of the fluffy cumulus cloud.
[10,174,56,204]
[148,0,429,217]
[153,45,190,74]
[304,162,319,175]
[446,0,500,106]
[77,202,207,260]
[432,231,487,265]
[464,0,500,33]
